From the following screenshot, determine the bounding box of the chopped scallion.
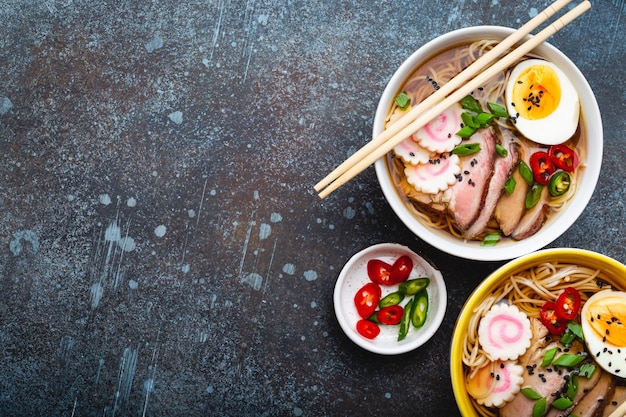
[495,144,508,157]
[553,353,587,368]
[460,95,482,113]
[452,143,481,155]
[552,397,574,410]
[395,92,411,110]
[504,176,516,195]
[540,347,558,368]
[525,184,543,209]
[475,112,495,127]
[521,387,542,400]
[519,161,533,186]
[532,397,547,417]
[481,233,500,246]
[579,363,596,378]
[461,112,480,129]
[487,101,509,118]
[455,125,476,139]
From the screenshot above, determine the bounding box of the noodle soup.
[450,249,626,416]
[374,27,602,261]
[386,41,584,243]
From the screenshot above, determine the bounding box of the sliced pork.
[567,371,614,417]
[447,127,496,231]
[511,185,550,240]
[494,167,529,236]
[464,129,518,239]
[602,385,626,417]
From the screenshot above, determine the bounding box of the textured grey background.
[1,0,624,416]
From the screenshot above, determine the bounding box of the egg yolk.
[511,64,561,121]
[587,297,626,347]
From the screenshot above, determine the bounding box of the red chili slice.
[356,319,380,339]
[548,144,579,172]
[539,301,567,334]
[367,259,394,285]
[555,287,582,321]
[376,305,404,325]
[353,282,381,319]
[390,255,413,284]
[529,151,556,185]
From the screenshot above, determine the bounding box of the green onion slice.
[460,95,482,113]
[552,397,574,410]
[504,176,516,195]
[521,387,542,400]
[395,92,411,110]
[553,353,587,368]
[519,161,533,186]
[487,101,509,118]
[540,347,558,368]
[452,143,481,155]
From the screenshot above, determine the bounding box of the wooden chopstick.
[608,401,626,417]
[316,0,590,199]
[314,0,572,194]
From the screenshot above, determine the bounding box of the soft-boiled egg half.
[506,59,580,145]
[581,290,626,378]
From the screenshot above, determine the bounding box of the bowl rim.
[333,242,447,355]
[449,248,626,416]
[373,25,603,261]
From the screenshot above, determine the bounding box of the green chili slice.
[548,171,571,197]
[395,92,411,110]
[379,291,405,308]
[411,289,429,328]
[452,143,481,155]
[398,277,430,295]
[397,298,413,341]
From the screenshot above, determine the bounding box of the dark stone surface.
[0,0,623,415]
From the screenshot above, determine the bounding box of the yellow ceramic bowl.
[450,248,626,416]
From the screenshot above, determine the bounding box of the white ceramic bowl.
[333,243,446,355]
[373,26,602,261]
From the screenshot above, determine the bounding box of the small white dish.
[333,243,447,355]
